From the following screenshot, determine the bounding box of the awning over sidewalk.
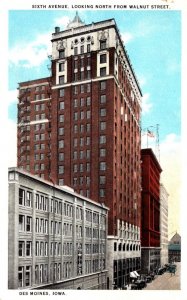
[130,272,137,278]
[134,271,140,277]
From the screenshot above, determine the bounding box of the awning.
[130,271,137,278]
[134,271,140,277]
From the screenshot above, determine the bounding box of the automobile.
[134,279,147,289]
[131,284,138,290]
[157,267,166,275]
[149,273,156,280]
[145,275,152,283]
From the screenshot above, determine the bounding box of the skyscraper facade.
[17,14,142,288]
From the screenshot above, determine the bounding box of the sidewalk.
[144,262,180,290]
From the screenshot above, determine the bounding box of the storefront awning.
[130,271,137,278]
[134,271,140,277]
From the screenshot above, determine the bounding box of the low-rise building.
[168,232,181,263]
[8,167,108,289]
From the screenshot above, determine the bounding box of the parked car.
[145,275,152,283]
[134,279,147,289]
[131,284,138,290]
[157,267,166,275]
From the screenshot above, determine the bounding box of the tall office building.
[17,14,142,288]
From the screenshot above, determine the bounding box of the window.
[86,123,91,132]
[73,151,77,159]
[87,44,91,53]
[59,75,65,84]
[100,94,106,104]
[74,112,78,121]
[74,138,78,147]
[100,67,106,77]
[74,47,78,55]
[40,164,44,171]
[100,54,107,63]
[86,163,90,172]
[100,135,106,144]
[80,164,84,172]
[59,114,64,122]
[26,191,32,207]
[59,153,64,161]
[74,98,78,107]
[19,215,25,231]
[59,140,64,148]
[80,137,84,146]
[84,137,89,146]
[80,124,84,133]
[86,110,91,119]
[59,166,64,174]
[59,62,65,72]
[100,162,106,171]
[59,88,65,97]
[80,150,84,159]
[26,216,32,232]
[59,127,64,135]
[81,84,84,93]
[86,97,91,106]
[80,58,84,68]
[59,50,65,58]
[100,121,106,130]
[100,108,106,117]
[80,45,84,54]
[80,111,84,120]
[73,86,78,95]
[73,164,78,172]
[19,189,25,206]
[80,98,84,106]
[100,40,106,50]
[100,175,106,184]
[59,102,64,110]
[26,241,32,256]
[25,266,31,286]
[18,266,24,287]
[19,241,24,257]
[86,149,90,159]
[100,81,106,90]
[87,83,91,92]
[87,70,91,79]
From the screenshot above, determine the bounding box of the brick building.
[8,167,108,289]
[17,14,142,288]
[141,148,162,273]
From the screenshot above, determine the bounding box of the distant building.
[141,148,162,273]
[168,233,181,263]
[8,167,108,289]
[17,13,142,289]
[160,183,169,266]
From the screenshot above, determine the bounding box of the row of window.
[19,189,106,221]
[114,242,141,252]
[18,240,106,259]
[19,215,106,236]
[59,40,106,59]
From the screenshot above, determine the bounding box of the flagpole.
[147,128,148,148]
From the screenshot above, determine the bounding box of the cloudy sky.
[7,9,181,237]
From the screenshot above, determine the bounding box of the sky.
[7,9,181,238]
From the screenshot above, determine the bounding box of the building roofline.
[52,17,142,96]
[141,148,162,172]
[18,76,51,86]
[8,167,109,211]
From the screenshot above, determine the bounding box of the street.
[144,262,180,290]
